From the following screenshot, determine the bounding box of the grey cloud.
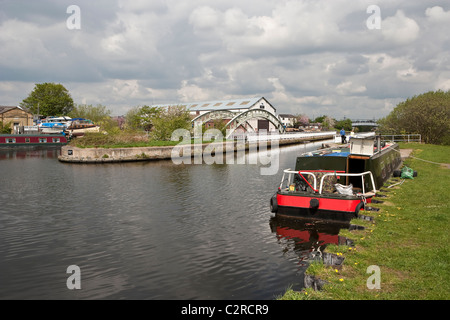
[0,0,449,118]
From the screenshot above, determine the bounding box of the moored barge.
[270,134,402,221]
[0,134,68,147]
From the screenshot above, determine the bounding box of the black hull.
[276,206,356,222]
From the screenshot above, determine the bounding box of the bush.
[378,90,450,145]
[70,132,150,148]
[150,105,191,141]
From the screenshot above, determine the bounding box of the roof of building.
[153,97,276,112]
[279,114,296,118]
[0,106,32,114]
[0,106,17,114]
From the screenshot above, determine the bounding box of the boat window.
[6,138,16,143]
[39,138,47,143]
[52,138,60,143]
[25,138,30,143]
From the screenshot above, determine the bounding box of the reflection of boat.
[67,118,100,136]
[270,134,402,221]
[0,134,68,147]
[270,217,350,248]
[269,217,351,266]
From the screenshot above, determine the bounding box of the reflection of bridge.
[350,119,378,127]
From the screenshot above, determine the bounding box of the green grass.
[280,143,450,300]
[68,132,219,148]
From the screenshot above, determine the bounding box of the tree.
[294,114,310,127]
[378,90,450,145]
[69,104,111,123]
[151,105,191,141]
[322,116,336,131]
[125,105,160,131]
[335,119,353,131]
[0,121,12,134]
[312,115,325,123]
[20,83,74,116]
[69,104,119,133]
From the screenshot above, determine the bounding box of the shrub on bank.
[69,131,148,148]
[69,131,184,148]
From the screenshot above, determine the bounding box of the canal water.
[0,141,347,300]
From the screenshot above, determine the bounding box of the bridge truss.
[191,109,286,139]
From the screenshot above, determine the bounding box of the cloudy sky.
[1,0,449,119]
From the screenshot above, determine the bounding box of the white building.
[155,97,279,133]
[278,114,296,128]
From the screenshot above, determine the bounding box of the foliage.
[68,104,119,133]
[150,105,191,141]
[312,115,336,130]
[124,106,141,130]
[334,119,353,131]
[125,105,160,131]
[69,104,111,123]
[210,119,228,136]
[322,116,335,130]
[0,121,12,133]
[378,90,450,145]
[20,83,74,116]
[69,132,182,148]
[294,114,310,127]
[312,115,327,123]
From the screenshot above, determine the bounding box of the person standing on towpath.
[340,128,347,144]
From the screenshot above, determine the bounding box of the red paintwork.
[0,135,68,144]
[276,227,339,245]
[277,193,365,213]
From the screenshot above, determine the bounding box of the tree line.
[16,83,450,144]
[292,114,354,132]
[17,82,191,141]
[377,90,450,145]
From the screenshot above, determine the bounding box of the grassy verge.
[68,132,217,148]
[279,143,450,300]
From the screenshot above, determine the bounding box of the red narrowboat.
[0,134,69,147]
[270,134,402,221]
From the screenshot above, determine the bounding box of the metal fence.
[380,134,421,143]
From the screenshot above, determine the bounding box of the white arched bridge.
[350,119,379,127]
[192,109,286,139]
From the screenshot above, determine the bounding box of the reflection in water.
[0,140,349,299]
[270,217,350,269]
[0,146,61,160]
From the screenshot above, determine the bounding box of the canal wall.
[58,134,334,163]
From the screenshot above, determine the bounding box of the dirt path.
[400,149,413,160]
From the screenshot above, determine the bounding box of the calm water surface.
[0,141,346,300]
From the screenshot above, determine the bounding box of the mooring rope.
[394,148,448,166]
[388,179,405,188]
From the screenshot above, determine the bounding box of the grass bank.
[68,132,204,148]
[279,143,449,300]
